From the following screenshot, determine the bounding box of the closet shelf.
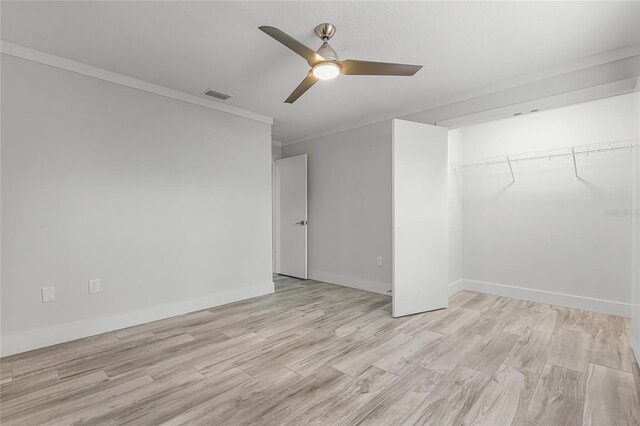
[453,139,637,182]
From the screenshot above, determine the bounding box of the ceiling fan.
[259,23,423,104]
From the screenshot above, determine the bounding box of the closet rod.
[454,139,636,169]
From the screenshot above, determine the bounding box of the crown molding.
[1,41,273,125]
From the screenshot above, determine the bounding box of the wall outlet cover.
[41,286,55,303]
[88,279,100,294]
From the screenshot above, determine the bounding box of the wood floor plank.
[386,364,491,425]
[448,290,479,308]
[589,327,634,372]
[531,304,559,333]
[592,312,628,334]
[293,308,368,336]
[3,332,119,375]
[284,332,375,377]
[465,296,517,336]
[558,307,594,334]
[504,328,553,374]
[526,363,585,426]
[412,330,484,375]
[235,330,335,379]
[0,369,59,404]
[463,363,539,426]
[250,367,392,425]
[57,333,195,379]
[8,334,151,382]
[85,367,249,425]
[462,292,502,312]
[0,365,13,385]
[500,303,558,335]
[177,367,315,425]
[162,367,300,425]
[1,370,108,414]
[150,332,265,378]
[333,309,392,337]
[50,368,205,425]
[394,308,449,335]
[331,331,412,376]
[256,308,326,338]
[461,330,520,375]
[583,363,640,426]
[2,370,149,425]
[339,364,442,425]
[244,366,360,425]
[547,328,593,373]
[423,307,482,335]
[372,329,444,374]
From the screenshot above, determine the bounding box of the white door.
[392,120,449,317]
[275,154,308,278]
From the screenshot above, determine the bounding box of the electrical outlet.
[377,256,383,266]
[41,286,55,303]
[88,279,100,294]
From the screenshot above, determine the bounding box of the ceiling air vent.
[203,89,231,100]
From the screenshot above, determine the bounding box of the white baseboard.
[448,279,465,295]
[449,278,631,317]
[309,270,391,296]
[1,282,274,357]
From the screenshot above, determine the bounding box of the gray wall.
[282,121,392,295]
[1,55,273,355]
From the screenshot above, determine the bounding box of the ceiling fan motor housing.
[314,23,336,41]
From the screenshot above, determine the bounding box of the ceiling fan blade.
[285,72,318,104]
[259,26,324,66]
[339,60,422,76]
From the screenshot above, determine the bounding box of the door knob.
[295,220,308,225]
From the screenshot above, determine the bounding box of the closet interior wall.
[449,93,637,317]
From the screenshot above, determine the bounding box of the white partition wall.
[392,120,449,317]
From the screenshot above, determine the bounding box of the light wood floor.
[1,275,639,425]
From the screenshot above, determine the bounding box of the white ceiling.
[2,1,639,143]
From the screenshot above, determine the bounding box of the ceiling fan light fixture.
[312,62,340,80]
